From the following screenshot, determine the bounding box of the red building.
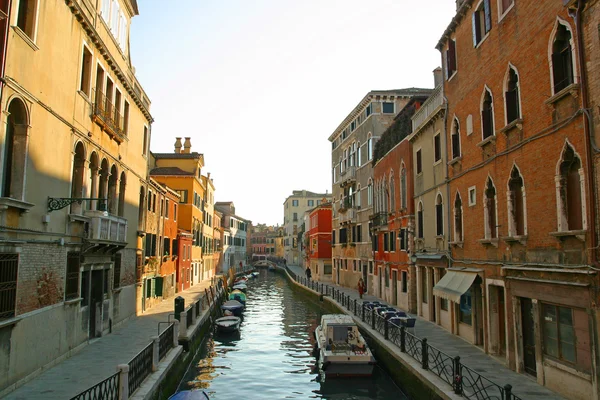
[436,1,596,397]
[176,231,193,292]
[307,202,332,282]
[371,98,424,311]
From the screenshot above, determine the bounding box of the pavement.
[286,264,565,400]
[4,278,218,400]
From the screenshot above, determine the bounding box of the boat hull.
[319,358,375,378]
[215,316,241,333]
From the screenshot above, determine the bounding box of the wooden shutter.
[155,276,164,297]
[448,40,456,73]
[484,0,492,33]
[472,12,480,46]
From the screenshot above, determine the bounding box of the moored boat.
[215,315,241,333]
[229,289,246,305]
[232,282,247,293]
[314,314,376,378]
[168,390,210,399]
[221,300,244,316]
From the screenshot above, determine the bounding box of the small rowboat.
[215,315,241,333]
[221,300,244,316]
[232,283,247,293]
[168,390,210,399]
[229,289,246,305]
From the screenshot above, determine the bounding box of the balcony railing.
[370,212,388,228]
[339,209,356,224]
[340,166,357,186]
[85,210,128,242]
[93,89,126,142]
[412,85,444,133]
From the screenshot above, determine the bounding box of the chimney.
[433,67,443,88]
[174,137,182,153]
[207,172,211,179]
[182,137,191,154]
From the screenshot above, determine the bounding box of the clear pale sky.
[130,0,456,226]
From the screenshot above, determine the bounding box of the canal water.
[176,270,409,399]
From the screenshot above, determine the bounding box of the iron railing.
[158,323,174,361]
[128,342,153,395]
[292,273,524,400]
[69,372,120,400]
[186,305,193,328]
[93,90,125,138]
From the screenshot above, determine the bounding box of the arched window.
[481,88,495,140]
[357,142,362,166]
[367,180,373,206]
[98,159,109,211]
[484,178,498,239]
[505,66,521,124]
[108,165,118,214]
[118,171,126,217]
[389,172,395,212]
[454,192,463,242]
[367,133,374,161]
[400,167,407,209]
[508,166,526,236]
[557,144,584,231]
[2,99,29,200]
[341,150,346,173]
[551,22,575,94]
[89,152,99,210]
[356,184,362,208]
[70,142,86,214]
[417,202,424,239]
[348,186,354,208]
[138,186,145,228]
[436,194,444,236]
[452,118,461,159]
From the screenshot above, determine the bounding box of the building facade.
[329,89,430,292]
[282,190,331,265]
[215,202,248,272]
[436,1,598,398]
[213,210,223,274]
[176,230,193,292]
[307,202,333,282]
[201,173,216,281]
[0,0,152,392]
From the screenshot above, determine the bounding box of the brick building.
[372,97,427,311]
[435,1,597,398]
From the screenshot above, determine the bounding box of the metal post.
[362,303,366,322]
[172,320,180,347]
[400,326,406,352]
[503,384,513,400]
[151,336,159,371]
[354,299,357,315]
[384,318,389,340]
[421,338,428,370]
[117,364,129,400]
[191,306,197,325]
[453,356,462,394]
[179,310,187,339]
[371,308,376,329]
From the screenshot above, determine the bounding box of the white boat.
[215,315,241,333]
[314,314,376,378]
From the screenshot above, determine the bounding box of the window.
[484,178,498,239]
[367,181,373,206]
[557,144,584,231]
[504,67,521,125]
[356,185,362,208]
[436,194,444,236]
[446,39,457,78]
[80,46,93,97]
[390,231,396,251]
[389,174,395,211]
[382,102,394,114]
[542,304,576,363]
[308,200,314,206]
[421,267,428,304]
[293,212,298,221]
[400,168,407,209]
[366,103,372,117]
[176,190,188,203]
[2,99,29,200]
[434,134,441,163]
[357,224,362,242]
[332,230,336,245]
[417,202,424,239]
[416,149,422,174]
[401,271,407,293]
[551,23,575,94]
[383,232,389,252]
[454,193,463,242]
[292,200,298,206]
[165,199,170,219]
[70,143,86,214]
[481,88,495,140]
[472,0,492,47]
[459,289,473,325]
[123,101,130,135]
[357,142,362,166]
[339,228,347,244]
[508,166,526,236]
[0,254,18,319]
[499,0,514,17]
[16,0,38,39]
[372,232,378,252]
[452,119,461,159]
[468,186,477,206]
[65,252,80,300]
[368,135,374,160]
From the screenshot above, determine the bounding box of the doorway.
[89,270,104,338]
[362,264,367,293]
[498,288,506,356]
[392,270,398,305]
[521,298,537,376]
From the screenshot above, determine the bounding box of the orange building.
[177,231,193,292]
[307,202,332,282]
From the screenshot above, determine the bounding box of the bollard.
[421,338,429,370]
[371,308,376,329]
[173,320,180,347]
[384,319,389,340]
[503,384,513,400]
[117,364,129,400]
[191,306,197,325]
[400,326,406,352]
[151,336,159,371]
[179,310,188,339]
[453,356,462,394]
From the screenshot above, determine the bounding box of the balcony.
[83,210,128,252]
[338,197,354,213]
[339,166,356,187]
[339,209,356,224]
[370,212,388,228]
[92,90,126,143]
[412,85,445,133]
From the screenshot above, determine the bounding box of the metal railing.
[93,89,126,138]
[70,372,120,400]
[158,323,174,361]
[292,273,522,400]
[128,342,153,396]
[370,211,388,228]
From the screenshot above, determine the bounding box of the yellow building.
[150,138,206,286]
[0,0,152,392]
[202,173,216,280]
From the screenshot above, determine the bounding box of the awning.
[432,271,478,303]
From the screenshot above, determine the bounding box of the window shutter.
[472,13,479,46]
[155,276,164,297]
[449,40,457,72]
[484,0,492,33]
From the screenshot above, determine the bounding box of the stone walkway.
[5,278,218,400]
[287,264,565,400]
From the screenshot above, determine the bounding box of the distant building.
[282,190,332,265]
[307,201,333,282]
[215,202,249,272]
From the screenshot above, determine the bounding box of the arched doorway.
[70,142,86,214]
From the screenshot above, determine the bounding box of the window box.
[478,238,499,247]
[550,230,586,241]
[545,83,580,106]
[501,235,528,245]
[0,197,34,213]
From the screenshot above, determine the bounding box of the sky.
[130,0,456,226]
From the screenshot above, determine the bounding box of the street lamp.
[410,253,418,264]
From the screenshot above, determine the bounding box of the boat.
[229,289,246,305]
[220,300,244,316]
[251,271,260,277]
[314,314,376,378]
[168,390,210,400]
[232,283,247,293]
[215,315,241,333]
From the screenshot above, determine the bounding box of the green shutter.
[155,276,164,297]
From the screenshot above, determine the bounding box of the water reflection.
[177,271,408,399]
